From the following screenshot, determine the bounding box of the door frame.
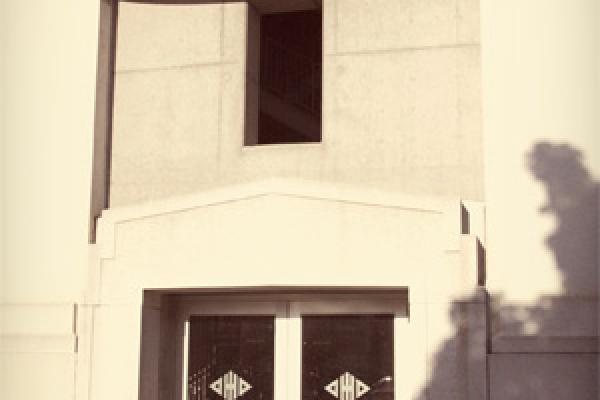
[177,294,408,400]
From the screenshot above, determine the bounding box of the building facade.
[2,1,599,400]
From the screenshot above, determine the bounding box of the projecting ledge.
[95,179,465,260]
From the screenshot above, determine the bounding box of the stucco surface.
[481,0,599,353]
[97,188,460,303]
[110,0,484,206]
[489,354,598,400]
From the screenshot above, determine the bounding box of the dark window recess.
[188,316,275,400]
[302,315,394,400]
[258,9,322,144]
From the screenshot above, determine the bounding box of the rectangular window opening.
[245,6,323,145]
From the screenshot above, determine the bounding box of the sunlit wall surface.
[1,1,598,400]
[481,0,599,398]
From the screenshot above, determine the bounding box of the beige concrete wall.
[1,1,100,399]
[3,1,598,400]
[489,354,598,400]
[110,0,483,206]
[0,0,5,394]
[2,0,98,302]
[481,0,599,344]
[481,0,599,398]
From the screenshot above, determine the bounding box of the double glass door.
[184,299,402,400]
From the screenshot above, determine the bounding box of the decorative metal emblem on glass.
[324,372,371,400]
[210,370,253,400]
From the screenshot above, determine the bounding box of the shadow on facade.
[415,142,598,399]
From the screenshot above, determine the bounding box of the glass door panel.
[188,316,275,400]
[302,315,394,400]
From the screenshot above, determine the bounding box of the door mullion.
[183,319,190,400]
[275,302,290,400]
[287,302,303,400]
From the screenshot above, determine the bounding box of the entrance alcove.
[90,180,486,400]
[139,289,409,400]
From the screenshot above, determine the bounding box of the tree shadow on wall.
[414,142,598,400]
